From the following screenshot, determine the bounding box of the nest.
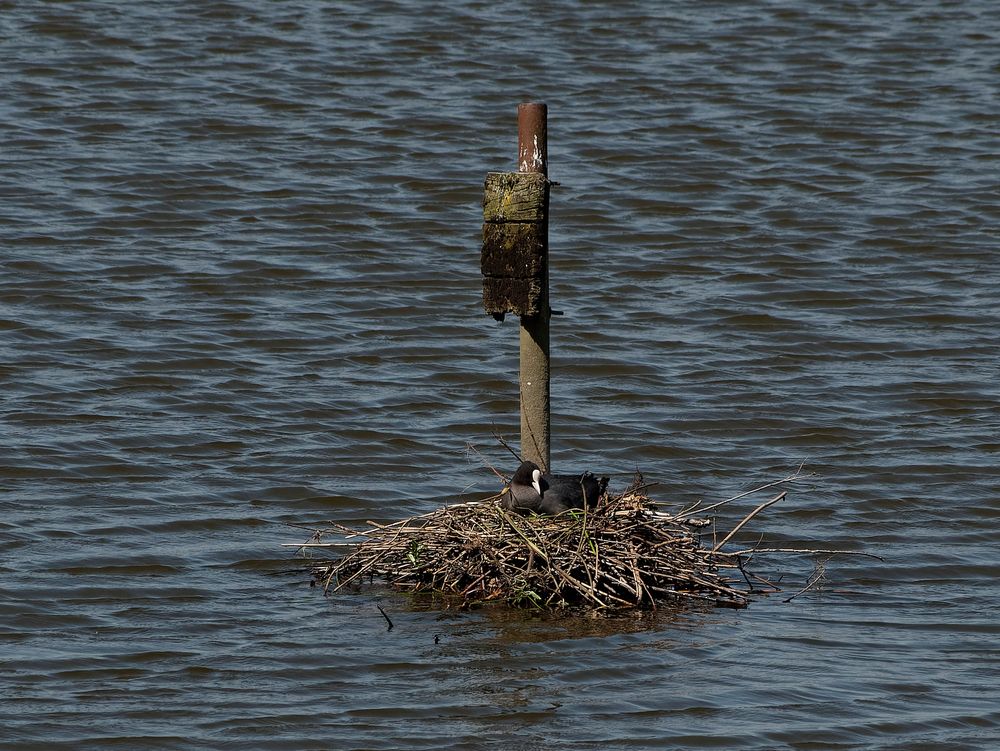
[296,472,832,611]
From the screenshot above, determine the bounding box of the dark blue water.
[2,1,999,748]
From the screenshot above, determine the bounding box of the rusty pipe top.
[518,102,547,176]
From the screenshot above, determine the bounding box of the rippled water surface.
[3,1,999,748]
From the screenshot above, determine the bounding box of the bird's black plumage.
[502,460,608,515]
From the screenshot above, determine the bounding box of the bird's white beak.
[531,469,542,496]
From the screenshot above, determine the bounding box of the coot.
[502,460,608,515]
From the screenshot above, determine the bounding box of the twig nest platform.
[307,478,754,611]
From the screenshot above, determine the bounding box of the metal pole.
[517,102,550,472]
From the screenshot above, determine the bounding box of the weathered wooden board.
[481,171,549,317]
[482,275,545,318]
[482,171,549,223]
[481,222,545,278]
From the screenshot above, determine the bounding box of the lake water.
[2,1,999,748]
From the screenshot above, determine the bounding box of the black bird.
[502,460,608,515]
